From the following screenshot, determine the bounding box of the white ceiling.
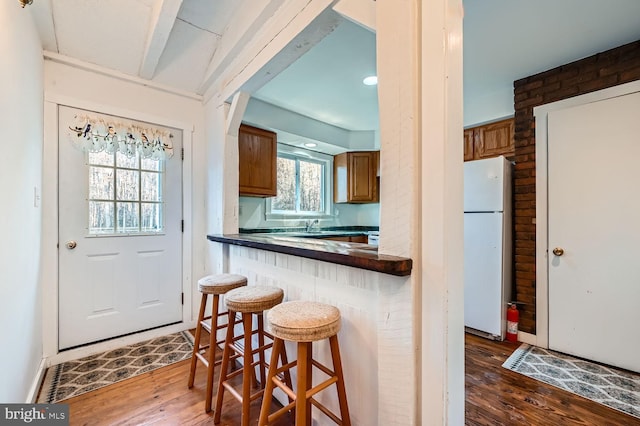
[28,0,640,138]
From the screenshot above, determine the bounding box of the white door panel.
[58,105,183,349]
[548,91,640,372]
[464,212,504,337]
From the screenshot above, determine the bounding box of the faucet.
[305,219,319,232]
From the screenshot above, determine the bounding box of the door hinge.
[181,148,184,161]
[181,292,184,305]
[181,220,184,232]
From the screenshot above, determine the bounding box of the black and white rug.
[503,343,639,419]
[38,332,193,403]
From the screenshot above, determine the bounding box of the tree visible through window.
[88,150,164,234]
[272,155,323,214]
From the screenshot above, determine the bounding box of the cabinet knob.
[552,247,564,256]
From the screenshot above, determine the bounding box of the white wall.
[463,86,514,127]
[0,2,44,402]
[42,61,208,340]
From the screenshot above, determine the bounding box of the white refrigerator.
[464,156,512,340]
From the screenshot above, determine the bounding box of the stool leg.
[214,309,236,424]
[257,314,266,388]
[330,335,351,426]
[258,337,284,426]
[188,293,207,388]
[241,312,253,426]
[205,294,220,413]
[296,341,313,426]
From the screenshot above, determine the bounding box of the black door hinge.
[181,148,184,161]
[181,220,184,232]
[181,292,184,305]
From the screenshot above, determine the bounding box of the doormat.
[37,332,193,403]
[503,343,640,419]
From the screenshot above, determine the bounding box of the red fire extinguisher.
[506,303,519,342]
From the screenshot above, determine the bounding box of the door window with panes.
[88,151,164,235]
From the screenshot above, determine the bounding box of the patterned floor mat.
[503,343,639,419]
[38,332,193,403]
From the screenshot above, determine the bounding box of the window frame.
[265,144,333,220]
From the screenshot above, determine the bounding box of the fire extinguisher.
[506,303,519,342]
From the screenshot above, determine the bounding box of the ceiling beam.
[203,0,338,104]
[198,0,287,94]
[333,0,376,32]
[139,0,183,80]
[225,91,250,137]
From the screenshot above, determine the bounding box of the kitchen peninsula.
[207,233,412,276]
[207,232,415,424]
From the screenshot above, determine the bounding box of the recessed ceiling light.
[363,75,378,86]
[304,142,317,148]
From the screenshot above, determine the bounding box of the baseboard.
[27,358,47,403]
[517,331,537,346]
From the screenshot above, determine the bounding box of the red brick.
[515,94,544,110]
[620,67,640,83]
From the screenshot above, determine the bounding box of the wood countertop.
[207,234,412,277]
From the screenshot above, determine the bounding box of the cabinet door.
[464,128,475,161]
[349,152,378,202]
[238,124,277,197]
[475,119,514,159]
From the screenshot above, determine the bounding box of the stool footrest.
[310,397,343,425]
[312,358,336,377]
[268,400,296,424]
[222,377,266,403]
[307,376,338,399]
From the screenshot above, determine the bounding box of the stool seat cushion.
[198,273,247,295]
[225,286,284,313]
[267,301,341,342]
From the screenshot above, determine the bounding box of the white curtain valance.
[68,113,174,160]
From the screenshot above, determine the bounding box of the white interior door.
[548,91,640,372]
[58,105,183,350]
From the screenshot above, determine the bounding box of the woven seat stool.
[214,286,292,426]
[258,300,351,426]
[188,273,247,413]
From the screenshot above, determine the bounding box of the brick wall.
[513,40,640,334]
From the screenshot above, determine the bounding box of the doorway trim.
[42,93,194,364]
[533,79,640,349]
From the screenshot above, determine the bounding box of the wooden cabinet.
[464,118,514,161]
[334,151,379,203]
[238,124,277,197]
[464,128,476,161]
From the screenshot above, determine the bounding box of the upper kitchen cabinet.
[334,151,379,203]
[464,118,514,161]
[239,124,277,197]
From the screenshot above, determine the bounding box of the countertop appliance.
[464,156,512,340]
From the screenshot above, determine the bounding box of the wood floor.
[61,333,639,425]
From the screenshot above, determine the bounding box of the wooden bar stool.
[214,286,292,426]
[188,273,247,413]
[258,300,351,426]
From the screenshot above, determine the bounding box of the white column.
[420,0,465,424]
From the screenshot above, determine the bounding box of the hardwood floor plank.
[465,334,638,426]
[60,333,638,425]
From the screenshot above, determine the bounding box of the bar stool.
[188,273,247,413]
[258,300,351,426]
[214,286,292,426]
